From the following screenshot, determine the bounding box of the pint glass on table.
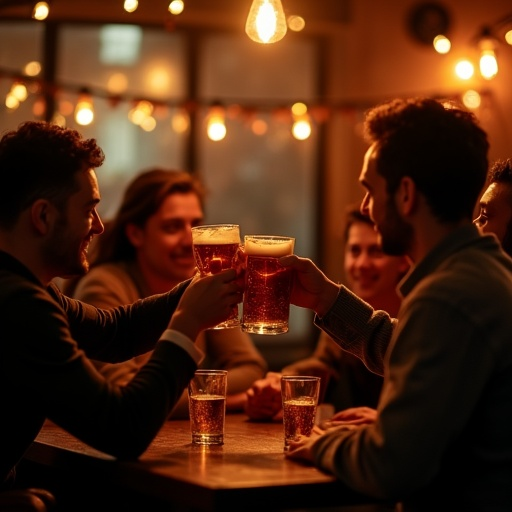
[191,224,241,329]
[241,235,295,335]
[189,369,228,445]
[281,376,320,450]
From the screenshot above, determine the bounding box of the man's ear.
[397,176,417,217]
[30,199,54,235]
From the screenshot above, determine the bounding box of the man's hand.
[285,419,364,463]
[319,406,377,430]
[168,269,242,340]
[278,255,340,317]
[284,430,322,463]
[245,372,283,421]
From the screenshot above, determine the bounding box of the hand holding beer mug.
[189,369,228,445]
[281,376,320,450]
[191,224,241,329]
[241,235,295,335]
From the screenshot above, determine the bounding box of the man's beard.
[42,224,89,279]
[378,197,413,257]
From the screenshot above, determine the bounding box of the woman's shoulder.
[73,261,141,306]
[86,261,132,281]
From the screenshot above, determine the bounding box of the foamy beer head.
[191,224,240,245]
[242,235,295,335]
[191,224,241,276]
[244,235,295,257]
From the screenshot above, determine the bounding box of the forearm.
[314,285,394,375]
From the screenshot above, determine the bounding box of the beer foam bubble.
[192,225,240,244]
[244,236,295,257]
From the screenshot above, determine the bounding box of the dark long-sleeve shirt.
[0,251,196,488]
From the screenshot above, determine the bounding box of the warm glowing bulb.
[480,50,498,80]
[455,60,474,80]
[168,0,184,15]
[478,34,498,80]
[207,120,226,141]
[11,83,28,102]
[5,93,20,110]
[505,29,512,46]
[292,118,311,140]
[75,92,94,126]
[245,0,287,44]
[291,102,307,116]
[75,107,94,125]
[128,100,154,125]
[206,107,227,141]
[433,35,451,54]
[24,61,41,76]
[32,2,49,21]
[140,116,157,132]
[124,0,138,13]
[462,90,481,110]
[287,15,305,33]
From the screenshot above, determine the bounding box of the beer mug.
[191,224,241,329]
[241,235,295,335]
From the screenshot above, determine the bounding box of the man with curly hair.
[278,98,512,512]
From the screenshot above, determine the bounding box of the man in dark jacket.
[0,121,241,492]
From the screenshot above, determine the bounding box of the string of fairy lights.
[2,0,317,141]
[0,61,338,141]
[1,1,511,140]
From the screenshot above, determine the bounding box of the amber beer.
[193,243,240,275]
[281,376,320,449]
[191,224,241,329]
[282,398,317,446]
[241,235,295,335]
[189,395,226,444]
[188,370,227,445]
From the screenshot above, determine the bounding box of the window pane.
[199,35,318,100]
[197,34,318,350]
[0,22,43,131]
[57,24,188,218]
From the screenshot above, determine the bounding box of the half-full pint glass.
[188,369,228,445]
[191,224,241,329]
[241,235,295,335]
[281,376,320,450]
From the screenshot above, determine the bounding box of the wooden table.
[21,414,390,512]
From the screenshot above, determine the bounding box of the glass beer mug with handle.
[241,235,295,335]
